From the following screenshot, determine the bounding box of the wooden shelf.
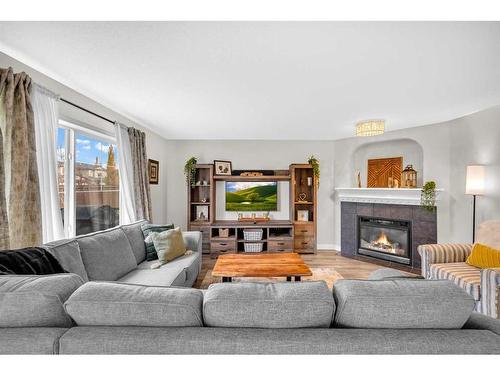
[211,235,236,240]
[190,202,211,205]
[268,235,293,240]
[294,201,314,204]
[191,185,211,187]
[237,239,267,243]
[213,175,290,181]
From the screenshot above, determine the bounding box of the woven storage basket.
[243,229,263,241]
[244,242,264,253]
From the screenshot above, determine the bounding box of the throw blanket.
[0,247,67,275]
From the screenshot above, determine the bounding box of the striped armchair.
[418,221,500,319]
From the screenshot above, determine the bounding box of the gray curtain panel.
[128,127,152,221]
[0,67,42,250]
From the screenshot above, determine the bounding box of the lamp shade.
[465,165,485,195]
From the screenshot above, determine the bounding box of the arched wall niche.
[352,138,424,187]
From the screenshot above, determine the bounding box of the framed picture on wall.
[148,159,159,184]
[214,160,232,176]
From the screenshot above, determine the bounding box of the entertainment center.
[187,164,318,257]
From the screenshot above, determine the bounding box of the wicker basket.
[244,242,264,253]
[243,229,263,241]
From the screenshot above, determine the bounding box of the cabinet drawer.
[268,240,293,252]
[294,224,314,237]
[294,237,315,250]
[211,241,236,251]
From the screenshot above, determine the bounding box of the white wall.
[0,52,169,224]
[162,140,336,248]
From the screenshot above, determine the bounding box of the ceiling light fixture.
[356,120,385,137]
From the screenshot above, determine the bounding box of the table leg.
[294,276,301,282]
[222,276,232,282]
[286,276,292,282]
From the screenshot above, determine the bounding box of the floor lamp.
[465,165,485,243]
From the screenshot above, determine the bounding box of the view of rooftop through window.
[57,127,120,235]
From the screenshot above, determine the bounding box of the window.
[57,121,120,236]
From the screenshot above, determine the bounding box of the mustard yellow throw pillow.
[151,227,187,264]
[466,243,500,269]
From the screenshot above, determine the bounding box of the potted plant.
[308,155,320,187]
[184,157,198,186]
[421,181,437,212]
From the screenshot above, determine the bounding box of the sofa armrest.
[480,268,500,319]
[417,243,473,278]
[182,231,202,253]
[463,312,500,335]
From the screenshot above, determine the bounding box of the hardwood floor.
[193,250,415,288]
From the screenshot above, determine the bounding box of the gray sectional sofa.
[41,220,202,288]
[1,270,499,354]
[0,223,499,354]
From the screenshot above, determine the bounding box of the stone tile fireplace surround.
[340,201,437,272]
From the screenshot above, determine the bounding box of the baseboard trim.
[317,244,340,251]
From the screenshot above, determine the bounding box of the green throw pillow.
[141,223,175,261]
[150,227,187,264]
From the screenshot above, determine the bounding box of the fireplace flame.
[375,231,391,246]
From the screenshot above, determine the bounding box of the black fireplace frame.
[357,216,412,266]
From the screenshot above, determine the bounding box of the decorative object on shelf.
[308,155,320,186]
[356,119,385,137]
[401,164,418,188]
[214,160,232,176]
[200,198,208,203]
[297,192,308,202]
[184,157,198,186]
[263,212,270,219]
[218,228,229,238]
[307,177,313,186]
[196,205,208,221]
[357,172,362,188]
[421,181,437,212]
[240,171,263,177]
[297,210,309,222]
[393,179,399,188]
[202,180,208,186]
[367,157,402,188]
[388,176,393,188]
[148,159,159,185]
[465,165,485,242]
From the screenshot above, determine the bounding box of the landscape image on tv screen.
[225,181,278,211]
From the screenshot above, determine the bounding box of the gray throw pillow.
[141,223,174,261]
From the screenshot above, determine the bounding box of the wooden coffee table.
[212,253,312,282]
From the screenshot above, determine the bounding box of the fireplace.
[357,216,411,265]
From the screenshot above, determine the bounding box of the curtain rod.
[60,98,115,125]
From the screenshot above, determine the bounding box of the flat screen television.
[225,181,278,211]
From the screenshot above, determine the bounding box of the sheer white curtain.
[115,122,136,224]
[32,84,64,242]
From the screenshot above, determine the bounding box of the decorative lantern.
[401,165,417,188]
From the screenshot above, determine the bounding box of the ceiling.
[1,21,500,140]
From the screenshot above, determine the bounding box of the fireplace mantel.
[335,188,443,206]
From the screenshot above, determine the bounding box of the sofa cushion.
[118,251,201,287]
[0,274,83,328]
[42,239,89,282]
[203,281,334,328]
[0,328,69,354]
[430,262,481,300]
[120,220,148,264]
[333,279,474,329]
[141,223,175,261]
[65,282,204,327]
[77,227,137,281]
[368,268,412,280]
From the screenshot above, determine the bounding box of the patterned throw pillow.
[141,223,175,261]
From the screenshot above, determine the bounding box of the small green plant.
[184,157,198,186]
[421,181,437,212]
[308,155,320,187]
